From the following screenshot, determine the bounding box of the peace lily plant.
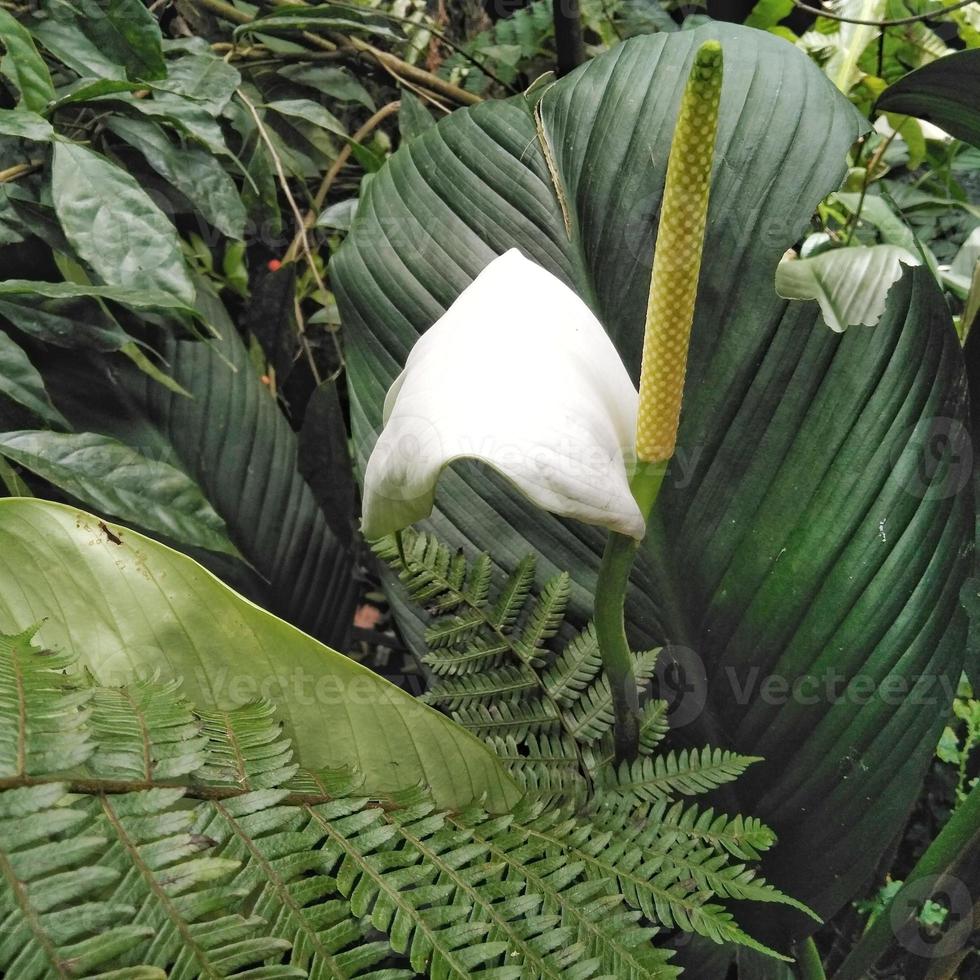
[362,40,724,762]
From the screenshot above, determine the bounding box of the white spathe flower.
[361,249,645,541]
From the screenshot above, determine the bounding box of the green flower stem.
[832,778,980,980]
[595,461,666,762]
[793,938,827,980]
[595,531,642,761]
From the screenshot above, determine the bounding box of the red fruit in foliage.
[267,258,282,272]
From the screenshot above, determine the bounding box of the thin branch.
[0,160,42,183]
[357,6,521,94]
[196,0,478,105]
[844,124,901,244]
[196,0,251,24]
[237,89,334,381]
[340,35,482,106]
[792,0,978,26]
[284,100,402,264]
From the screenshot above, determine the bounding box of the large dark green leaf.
[39,288,360,651]
[0,296,131,351]
[332,23,974,944]
[51,142,196,305]
[0,498,518,810]
[876,49,980,149]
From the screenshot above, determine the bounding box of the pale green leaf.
[0,498,520,810]
[775,244,922,332]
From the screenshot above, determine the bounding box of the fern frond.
[453,697,560,739]
[540,623,602,704]
[425,664,539,708]
[0,629,90,778]
[97,787,300,979]
[87,677,209,781]
[452,799,681,980]
[423,637,511,677]
[195,700,299,788]
[378,530,494,618]
[3,628,714,978]
[638,799,777,861]
[563,649,660,746]
[514,572,570,663]
[600,747,762,803]
[376,531,460,610]
[657,848,819,921]
[489,554,537,630]
[373,531,814,964]
[522,805,794,962]
[586,699,672,773]
[309,793,630,980]
[487,733,586,798]
[0,782,159,980]
[638,698,672,753]
[424,609,488,650]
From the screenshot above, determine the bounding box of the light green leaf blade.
[745,0,794,29]
[0,334,68,428]
[332,22,973,937]
[775,245,922,332]
[106,116,246,240]
[0,431,242,559]
[832,191,917,251]
[0,498,520,810]
[0,9,55,111]
[876,49,980,149]
[51,141,196,306]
